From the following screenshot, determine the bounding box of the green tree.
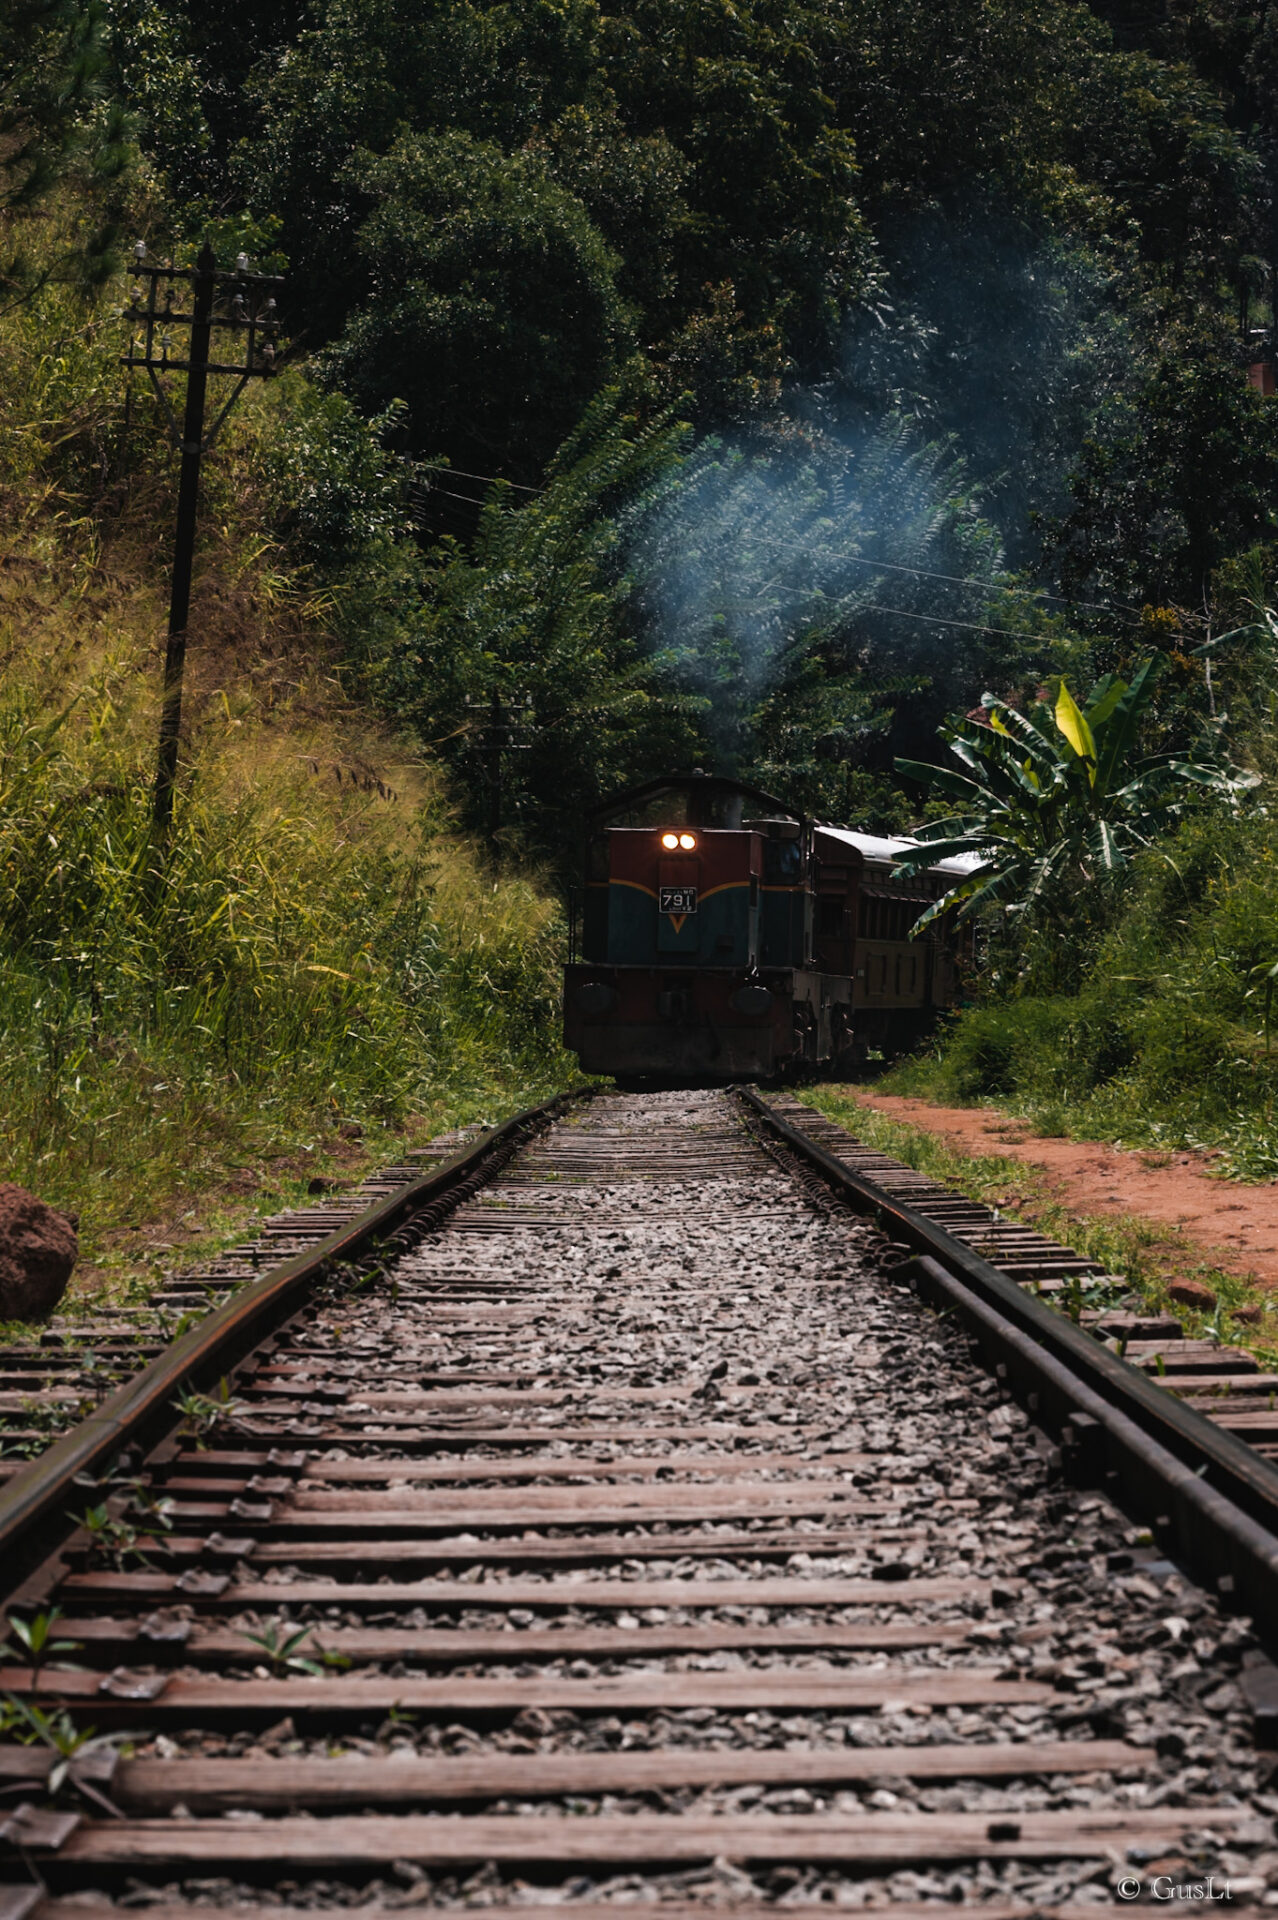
[1061,45,1262,290]
[806,0,1263,561]
[625,417,1053,781]
[329,132,634,481]
[103,0,211,210]
[1,0,132,301]
[596,0,872,373]
[836,206,1135,560]
[745,647,921,828]
[1053,350,1278,607]
[258,375,425,674]
[380,394,703,864]
[246,0,615,348]
[246,0,874,431]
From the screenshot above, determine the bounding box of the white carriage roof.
[820,826,986,878]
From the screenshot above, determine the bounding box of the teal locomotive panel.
[606,880,754,965]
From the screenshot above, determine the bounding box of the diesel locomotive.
[563,771,976,1081]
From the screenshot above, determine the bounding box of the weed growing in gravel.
[2,1397,95,1458]
[172,1379,249,1447]
[1,1698,131,1802]
[0,1610,84,1685]
[239,1621,351,1676]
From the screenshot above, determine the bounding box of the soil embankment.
[839,1089,1278,1288]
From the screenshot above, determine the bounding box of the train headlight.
[660,831,680,849]
[677,832,697,850]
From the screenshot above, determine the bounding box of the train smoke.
[623,208,1126,773]
[625,417,1006,770]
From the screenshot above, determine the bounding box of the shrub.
[896,808,1278,1173]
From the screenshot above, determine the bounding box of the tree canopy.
[15,0,1278,856]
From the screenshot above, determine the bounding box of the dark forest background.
[16,0,1278,1206]
[12,0,1278,856]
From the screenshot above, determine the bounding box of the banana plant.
[894,656,1258,926]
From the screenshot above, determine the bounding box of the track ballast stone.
[9,1090,1278,1916]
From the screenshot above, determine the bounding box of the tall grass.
[0,632,572,1252]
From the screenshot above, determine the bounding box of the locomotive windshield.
[583,774,802,881]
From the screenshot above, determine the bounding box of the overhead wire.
[748,530,1142,627]
[406,463,1145,634]
[850,600,1074,644]
[417,482,495,509]
[415,461,544,494]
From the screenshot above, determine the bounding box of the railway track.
[0,1149,470,1474]
[763,1095,1278,1458]
[0,1088,1276,1916]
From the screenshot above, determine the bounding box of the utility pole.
[122,240,284,856]
[464,690,534,842]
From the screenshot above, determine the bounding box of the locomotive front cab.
[579,778,764,958]
[565,774,977,1080]
[604,826,762,968]
[565,773,826,1080]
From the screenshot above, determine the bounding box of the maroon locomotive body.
[563,772,973,1081]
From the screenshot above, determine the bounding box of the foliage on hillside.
[1,0,132,299]
[885,801,1278,1182]
[63,0,1278,850]
[876,580,1278,1172]
[11,0,1278,1188]
[0,266,573,1289]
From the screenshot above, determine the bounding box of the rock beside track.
[1168,1276,1218,1310]
[0,1183,77,1320]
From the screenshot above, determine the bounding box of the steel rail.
[736,1085,1278,1624]
[0,1087,588,1595]
[904,1254,1278,1628]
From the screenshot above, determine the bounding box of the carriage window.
[816,896,844,937]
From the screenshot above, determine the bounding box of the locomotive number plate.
[659,885,698,915]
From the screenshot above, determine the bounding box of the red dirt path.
[838,1089,1278,1289]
